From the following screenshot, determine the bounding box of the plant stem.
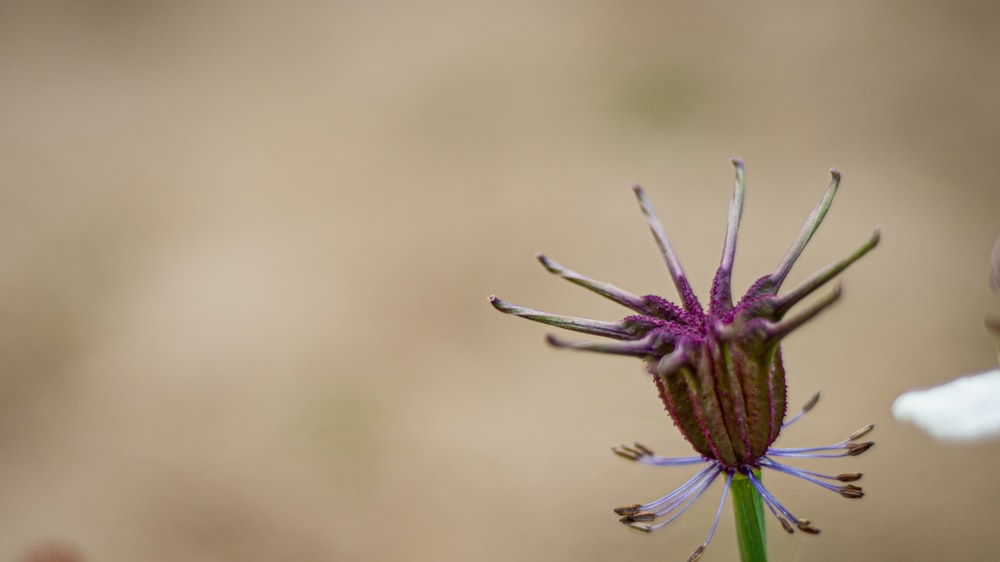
[731,470,768,562]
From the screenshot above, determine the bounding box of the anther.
[618,512,657,524]
[612,446,640,461]
[688,545,706,562]
[802,391,821,412]
[777,516,795,534]
[628,512,657,522]
[797,521,821,534]
[613,504,641,516]
[847,442,874,456]
[620,445,643,457]
[783,391,822,429]
[628,523,653,533]
[633,442,654,456]
[849,424,875,440]
[839,485,864,499]
[837,473,862,482]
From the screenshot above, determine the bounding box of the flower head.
[490,160,878,559]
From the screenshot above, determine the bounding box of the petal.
[892,369,1000,441]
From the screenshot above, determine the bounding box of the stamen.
[711,158,747,312]
[488,295,632,339]
[760,458,862,483]
[646,469,721,519]
[770,449,866,459]
[689,472,732,562]
[848,442,874,456]
[613,504,641,516]
[747,470,820,535]
[632,185,703,315]
[535,253,649,313]
[767,169,842,294]
[782,391,821,429]
[773,229,880,319]
[840,485,865,499]
[768,442,874,458]
[611,442,707,466]
[612,445,644,461]
[768,443,848,454]
[761,492,793,533]
[638,453,707,467]
[770,424,875,457]
[744,473,796,534]
[747,471,794,523]
[636,465,718,514]
[612,465,721,528]
[640,468,723,531]
[760,459,865,498]
[632,442,654,456]
[849,424,875,440]
[797,521,822,534]
[802,391,821,412]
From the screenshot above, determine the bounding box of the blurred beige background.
[0,1,998,561]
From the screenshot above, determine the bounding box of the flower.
[893,368,1000,441]
[490,160,879,560]
[893,234,1000,442]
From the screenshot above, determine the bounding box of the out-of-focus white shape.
[892,369,1000,441]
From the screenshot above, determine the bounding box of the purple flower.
[490,160,878,559]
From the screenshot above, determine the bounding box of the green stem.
[731,470,768,562]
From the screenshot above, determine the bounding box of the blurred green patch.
[602,63,706,133]
[0,222,144,380]
[294,379,383,483]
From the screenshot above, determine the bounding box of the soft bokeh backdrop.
[0,1,998,561]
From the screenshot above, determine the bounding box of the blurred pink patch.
[19,543,84,562]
